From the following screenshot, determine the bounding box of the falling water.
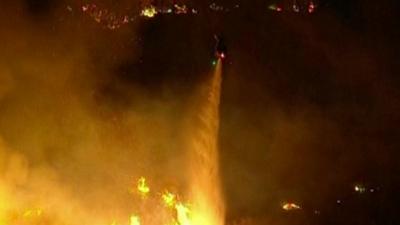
[187,59,224,225]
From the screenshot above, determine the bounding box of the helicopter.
[214,34,227,60]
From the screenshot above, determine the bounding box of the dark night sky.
[1,1,400,225]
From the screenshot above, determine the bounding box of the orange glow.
[282,202,301,211]
[0,44,225,225]
[23,208,43,218]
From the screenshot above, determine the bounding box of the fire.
[137,177,150,197]
[0,52,225,225]
[282,202,301,211]
[160,190,195,225]
[141,6,158,18]
[130,215,141,225]
[175,203,191,225]
[124,61,225,225]
[129,177,197,225]
[162,191,177,208]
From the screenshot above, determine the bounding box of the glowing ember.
[80,3,131,30]
[141,6,158,18]
[269,4,282,12]
[162,191,177,207]
[354,184,366,193]
[137,177,150,197]
[174,4,188,14]
[282,202,301,211]
[308,1,316,13]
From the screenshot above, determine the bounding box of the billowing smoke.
[1,1,400,225]
[0,1,192,224]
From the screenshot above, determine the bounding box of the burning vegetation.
[1,1,399,225]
